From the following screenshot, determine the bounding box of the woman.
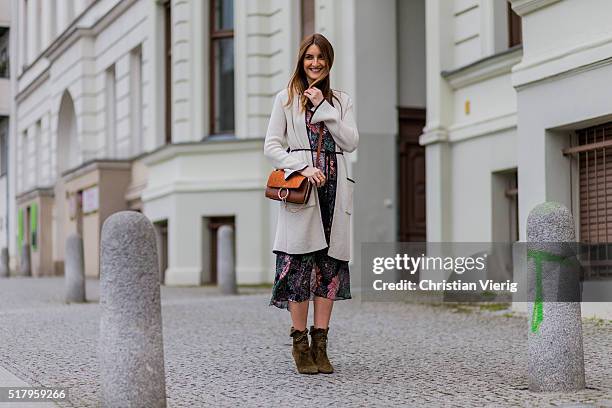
[263,33,359,375]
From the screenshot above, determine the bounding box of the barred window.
[564,123,612,279]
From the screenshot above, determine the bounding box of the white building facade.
[424,0,612,317]
[423,0,522,244]
[0,0,11,256]
[9,0,427,285]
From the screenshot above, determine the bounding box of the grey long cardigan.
[263,88,359,261]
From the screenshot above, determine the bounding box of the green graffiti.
[31,203,38,252]
[526,249,576,333]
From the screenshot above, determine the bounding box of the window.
[164,0,172,144]
[507,3,522,47]
[34,120,41,185]
[21,130,28,191]
[0,28,8,78]
[0,117,7,176]
[105,65,116,157]
[210,0,234,134]
[130,46,143,155]
[564,123,612,279]
[301,0,315,40]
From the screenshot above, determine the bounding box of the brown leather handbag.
[265,170,312,204]
[265,125,323,205]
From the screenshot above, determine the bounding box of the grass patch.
[450,305,473,314]
[584,316,609,327]
[480,291,497,300]
[479,303,510,312]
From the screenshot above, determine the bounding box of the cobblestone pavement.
[0,277,611,407]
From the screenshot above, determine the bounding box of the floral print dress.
[270,105,352,310]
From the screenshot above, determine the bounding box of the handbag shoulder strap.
[307,104,323,165]
[316,127,323,164]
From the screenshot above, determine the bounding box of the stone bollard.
[0,247,8,278]
[20,244,31,277]
[527,202,585,392]
[99,211,166,407]
[217,225,237,295]
[65,233,86,303]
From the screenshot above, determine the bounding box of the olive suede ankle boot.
[290,327,318,374]
[309,326,334,374]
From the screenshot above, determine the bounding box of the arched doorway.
[57,91,78,174]
[54,91,80,275]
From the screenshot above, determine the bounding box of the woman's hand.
[304,87,324,107]
[300,166,326,187]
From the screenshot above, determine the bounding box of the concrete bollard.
[65,233,86,303]
[527,202,585,392]
[217,225,237,295]
[99,211,166,407]
[20,244,31,277]
[0,247,8,278]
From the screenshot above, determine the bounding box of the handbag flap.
[267,169,307,189]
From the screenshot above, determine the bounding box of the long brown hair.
[286,33,340,112]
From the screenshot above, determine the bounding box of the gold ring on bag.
[278,188,289,201]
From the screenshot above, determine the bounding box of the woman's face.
[303,44,326,85]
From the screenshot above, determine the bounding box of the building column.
[233,0,247,139]
[165,199,201,285]
[421,138,452,242]
[26,0,37,64]
[40,114,51,186]
[422,0,454,242]
[18,0,27,71]
[56,0,73,36]
[189,0,207,141]
[33,121,40,187]
[236,0,298,139]
[114,54,131,158]
[129,47,143,156]
[235,194,270,284]
[316,0,354,97]
[170,0,209,142]
[480,0,509,56]
[74,0,89,16]
[515,97,570,241]
[170,0,189,141]
[142,0,168,150]
[25,126,35,191]
[40,0,56,51]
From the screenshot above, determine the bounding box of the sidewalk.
[0,365,58,408]
[0,277,611,407]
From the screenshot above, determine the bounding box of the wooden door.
[398,108,426,242]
